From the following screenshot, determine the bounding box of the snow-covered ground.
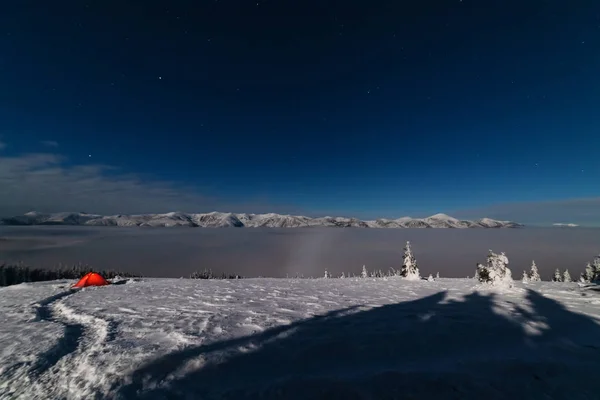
[1,277,600,399]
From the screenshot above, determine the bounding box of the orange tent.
[73,272,110,288]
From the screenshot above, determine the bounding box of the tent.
[73,272,110,288]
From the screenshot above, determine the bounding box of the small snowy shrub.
[476,250,513,287]
[563,269,572,283]
[427,274,434,282]
[522,270,529,283]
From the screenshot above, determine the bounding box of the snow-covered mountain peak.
[427,213,458,221]
[0,211,523,229]
[24,211,46,217]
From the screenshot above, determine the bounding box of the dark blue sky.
[1,1,599,222]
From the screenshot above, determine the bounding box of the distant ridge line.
[0,211,524,229]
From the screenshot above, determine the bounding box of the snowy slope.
[0,212,103,226]
[1,277,600,399]
[0,211,523,229]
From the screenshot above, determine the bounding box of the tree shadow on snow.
[116,289,600,400]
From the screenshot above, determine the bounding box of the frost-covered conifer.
[361,265,368,278]
[474,264,482,281]
[552,268,562,282]
[401,241,420,280]
[436,272,440,279]
[324,270,329,279]
[529,261,541,282]
[476,250,513,287]
[563,269,572,283]
[427,274,434,282]
[340,272,345,279]
[522,270,529,283]
[581,262,595,283]
[592,255,600,282]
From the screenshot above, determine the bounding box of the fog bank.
[1,227,599,280]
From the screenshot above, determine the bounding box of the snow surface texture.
[0,211,523,228]
[2,278,600,399]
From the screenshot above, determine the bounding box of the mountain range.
[0,211,523,228]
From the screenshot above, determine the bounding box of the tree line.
[189,269,243,280]
[0,263,141,287]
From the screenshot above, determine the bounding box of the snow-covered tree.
[474,264,482,281]
[324,270,329,279]
[552,268,562,282]
[580,262,595,283]
[400,241,420,280]
[340,272,345,279]
[427,274,434,282]
[563,269,572,283]
[528,261,541,282]
[436,272,440,279]
[476,250,513,287]
[592,255,600,281]
[522,270,529,283]
[361,265,368,278]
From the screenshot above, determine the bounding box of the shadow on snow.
[117,289,600,400]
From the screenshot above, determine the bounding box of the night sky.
[1,1,599,224]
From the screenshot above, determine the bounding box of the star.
[88,154,92,158]
[158,76,162,80]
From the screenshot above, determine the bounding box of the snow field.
[1,277,600,399]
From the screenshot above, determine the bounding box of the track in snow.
[27,288,119,398]
[30,289,83,377]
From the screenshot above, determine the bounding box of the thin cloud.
[0,152,283,217]
[40,140,59,148]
